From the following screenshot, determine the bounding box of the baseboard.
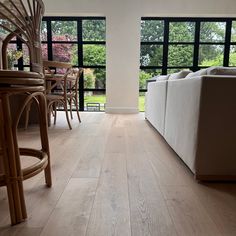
[105,107,139,114]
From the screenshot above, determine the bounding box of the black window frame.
[140,17,236,93]
[11,16,106,111]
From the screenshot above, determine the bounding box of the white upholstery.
[207,66,236,75]
[145,80,167,135]
[185,69,207,78]
[164,77,202,172]
[145,69,236,180]
[168,70,192,80]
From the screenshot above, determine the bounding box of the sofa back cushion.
[157,75,170,81]
[169,70,192,80]
[207,66,236,75]
[185,69,207,79]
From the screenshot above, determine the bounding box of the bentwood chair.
[0,0,52,225]
[66,67,83,123]
[43,60,83,129]
[43,60,73,129]
[0,71,52,225]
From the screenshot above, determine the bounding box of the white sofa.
[145,67,236,181]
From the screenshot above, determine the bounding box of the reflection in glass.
[141,20,164,42]
[84,68,106,89]
[52,43,78,64]
[199,44,224,66]
[83,20,105,41]
[140,45,163,66]
[51,21,77,41]
[169,22,195,42]
[200,22,226,42]
[168,45,194,66]
[83,45,106,66]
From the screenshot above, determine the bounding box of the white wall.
[44,0,236,113]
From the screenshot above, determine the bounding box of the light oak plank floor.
[0,112,236,236]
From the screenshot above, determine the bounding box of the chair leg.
[1,94,27,225]
[37,94,52,187]
[63,101,72,130]
[69,98,73,120]
[53,102,57,125]
[75,96,81,123]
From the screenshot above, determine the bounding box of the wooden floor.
[1,112,236,236]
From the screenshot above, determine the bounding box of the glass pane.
[168,45,194,66]
[83,45,106,66]
[141,20,164,42]
[52,43,78,64]
[51,21,77,41]
[7,44,19,69]
[199,44,224,66]
[139,69,162,89]
[41,43,48,60]
[22,44,30,65]
[84,68,106,89]
[139,92,145,112]
[200,22,226,42]
[41,21,47,41]
[24,67,30,71]
[229,45,236,66]
[84,91,106,111]
[0,21,9,39]
[140,45,163,66]
[0,19,16,39]
[169,22,195,42]
[83,20,106,41]
[231,21,236,42]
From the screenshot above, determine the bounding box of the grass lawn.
[84,95,145,112]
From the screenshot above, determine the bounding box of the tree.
[44,20,106,89]
[83,20,105,41]
[139,70,151,89]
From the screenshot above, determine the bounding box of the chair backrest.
[0,0,45,73]
[70,67,83,93]
[43,60,72,70]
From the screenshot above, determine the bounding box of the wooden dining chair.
[43,60,82,129]
[67,67,83,123]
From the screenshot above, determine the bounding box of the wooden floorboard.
[0,112,236,236]
[40,178,97,236]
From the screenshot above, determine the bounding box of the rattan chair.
[0,0,52,225]
[0,71,52,225]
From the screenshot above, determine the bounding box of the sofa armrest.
[195,75,236,178]
[145,80,168,135]
[164,75,236,178]
[164,77,203,172]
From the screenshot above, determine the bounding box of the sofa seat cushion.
[169,70,192,80]
[185,69,207,79]
[207,66,236,75]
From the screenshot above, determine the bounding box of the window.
[140,17,236,111]
[42,17,106,111]
[9,17,106,111]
